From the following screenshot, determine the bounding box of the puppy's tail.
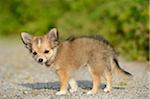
[112,58,133,79]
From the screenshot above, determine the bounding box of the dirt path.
[0,40,149,99]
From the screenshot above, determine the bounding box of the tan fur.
[21,28,132,95]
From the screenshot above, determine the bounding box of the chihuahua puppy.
[21,28,132,95]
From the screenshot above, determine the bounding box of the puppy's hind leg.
[104,70,112,93]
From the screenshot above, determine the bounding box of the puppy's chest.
[51,44,88,69]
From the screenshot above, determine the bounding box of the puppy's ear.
[47,28,59,41]
[21,32,32,44]
[21,32,32,51]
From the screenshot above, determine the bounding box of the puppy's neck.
[45,45,59,67]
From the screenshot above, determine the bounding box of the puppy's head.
[21,28,59,65]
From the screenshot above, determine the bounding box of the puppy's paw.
[55,91,67,95]
[87,90,97,95]
[104,88,111,93]
[87,90,93,95]
[69,88,78,93]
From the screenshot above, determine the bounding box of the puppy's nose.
[38,58,43,63]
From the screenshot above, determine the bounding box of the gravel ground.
[0,40,149,99]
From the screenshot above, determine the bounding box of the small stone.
[23,91,28,94]
[3,95,7,98]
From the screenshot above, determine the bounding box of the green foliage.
[117,82,128,86]
[0,0,149,61]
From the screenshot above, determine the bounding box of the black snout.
[38,58,43,63]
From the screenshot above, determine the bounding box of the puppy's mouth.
[38,62,44,65]
[38,60,51,67]
[45,61,52,67]
[36,59,51,67]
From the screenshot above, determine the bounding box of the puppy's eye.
[33,52,37,55]
[51,47,55,49]
[44,50,49,54]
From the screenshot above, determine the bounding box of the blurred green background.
[0,0,149,61]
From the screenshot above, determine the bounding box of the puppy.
[21,28,132,95]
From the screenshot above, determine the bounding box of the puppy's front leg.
[56,69,69,95]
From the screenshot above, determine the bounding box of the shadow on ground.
[19,80,125,91]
